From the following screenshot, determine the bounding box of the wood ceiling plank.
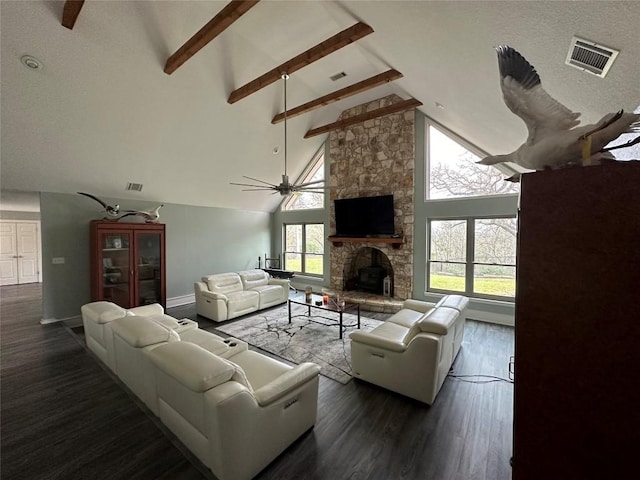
[228,22,374,104]
[272,69,403,124]
[304,98,423,138]
[164,0,261,75]
[61,0,85,30]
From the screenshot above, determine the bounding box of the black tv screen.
[334,195,395,237]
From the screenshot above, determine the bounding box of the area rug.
[213,304,384,384]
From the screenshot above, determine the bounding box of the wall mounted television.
[334,194,395,237]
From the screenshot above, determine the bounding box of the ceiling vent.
[565,36,619,77]
[126,182,143,192]
[330,71,347,81]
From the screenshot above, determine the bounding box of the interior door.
[0,223,18,286]
[0,222,40,285]
[17,223,39,284]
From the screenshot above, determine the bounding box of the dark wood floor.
[1,284,514,480]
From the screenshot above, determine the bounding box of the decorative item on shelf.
[322,294,329,305]
[77,192,120,218]
[117,205,164,223]
[304,286,313,303]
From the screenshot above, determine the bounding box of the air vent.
[330,71,347,81]
[565,36,619,77]
[126,182,143,192]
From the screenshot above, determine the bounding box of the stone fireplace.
[327,95,415,303]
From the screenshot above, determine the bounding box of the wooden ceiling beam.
[271,69,403,124]
[164,0,260,75]
[304,98,423,138]
[62,0,85,30]
[228,22,374,104]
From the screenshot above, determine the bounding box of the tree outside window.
[427,124,520,199]
[284,223,324,276]
[428,217,516,299]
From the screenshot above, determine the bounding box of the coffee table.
[288,293,360,339]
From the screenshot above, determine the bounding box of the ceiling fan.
[231,73,329,196]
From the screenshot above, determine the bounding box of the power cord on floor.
[447,367,514,384]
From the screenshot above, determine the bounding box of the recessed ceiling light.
[20,55,42,70]
[273,146,280,154]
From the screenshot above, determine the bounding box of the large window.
[426,123,520,200]
[284,223,324,276]
[428,217,517,299]
[282,149,325,211]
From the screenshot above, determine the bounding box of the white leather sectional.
[81,301,321,480]
[350,294,469,405]
[194,269,290,322]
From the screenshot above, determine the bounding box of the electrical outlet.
[52,257,65,264]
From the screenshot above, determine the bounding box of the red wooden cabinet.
[90,220,166,308]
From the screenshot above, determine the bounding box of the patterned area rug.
[214,304,384,384]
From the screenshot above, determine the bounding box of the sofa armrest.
[200,290,228,302]
[267,278,290,289]
[128,303,164,317]
[350,331,407,353]
[253,362,320,406]
[402,299,436,313]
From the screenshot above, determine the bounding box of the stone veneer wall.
[328,95,415,300]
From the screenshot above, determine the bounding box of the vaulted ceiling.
[2,1,639,213]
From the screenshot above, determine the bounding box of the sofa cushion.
[251,284,283,305]
[435,295,469,312]
[387,308,425,328]
[418,306,459,335]
[203,273,244,295]
[238,269,269,290]
[110,316,177,348]
[81,301,127,324]
[150,342,236,393]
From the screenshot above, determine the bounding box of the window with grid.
[427,217,516,299]
[284,223,324,276]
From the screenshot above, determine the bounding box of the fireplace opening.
[345,247,393,295]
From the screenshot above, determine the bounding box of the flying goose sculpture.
[478,45,640,179]
[118,205,164,223]
[77,192,120,217]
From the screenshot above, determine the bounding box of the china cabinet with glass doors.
[89,220,166,308]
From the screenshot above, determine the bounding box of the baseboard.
[41,314,81,325]
[167,293,195,308]
[466,308,514,327]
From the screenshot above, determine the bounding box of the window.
[284,223,324,276]
[426,123,520,200]
[282,149,325,211]
[427,217,517,299]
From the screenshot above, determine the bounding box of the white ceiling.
[2,1,639,213]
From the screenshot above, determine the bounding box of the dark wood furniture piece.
[513,162,640,480]
[90,220,166,309]
[288,293,360,339]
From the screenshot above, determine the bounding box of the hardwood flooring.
[1,285,514,479]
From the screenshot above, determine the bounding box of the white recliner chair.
[149,341,321,480]
[80,301,164,372]
[350,295,469,405]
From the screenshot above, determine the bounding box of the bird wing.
[496,46,581,142]
[77,192,108,209]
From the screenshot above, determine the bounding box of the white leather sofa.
[194,269,290,322]
[80,301,321,480]
[350,294,469,405]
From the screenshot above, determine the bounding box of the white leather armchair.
[350,295,469,405]
[81,301,165,372]
[149,341,321,480]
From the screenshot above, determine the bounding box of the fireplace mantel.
[328,236,404,249]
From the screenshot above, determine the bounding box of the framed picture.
[103,258,113,268]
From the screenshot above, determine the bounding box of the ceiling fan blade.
[241,187,276,192]
[296,179,326,187]
[242,176,277,187]
[230,182,273,188]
